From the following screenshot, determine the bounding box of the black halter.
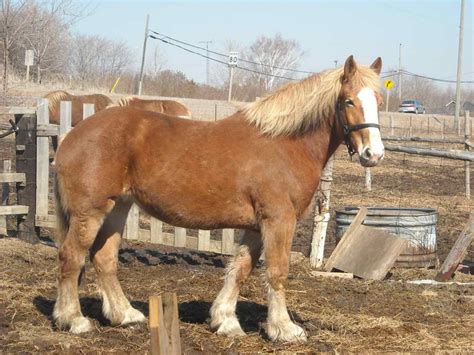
[335,101,381,157]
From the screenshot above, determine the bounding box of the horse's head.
[337,55,384,167]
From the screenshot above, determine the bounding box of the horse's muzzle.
[359,147,384,167]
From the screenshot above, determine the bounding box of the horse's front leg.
[262,212,307,343]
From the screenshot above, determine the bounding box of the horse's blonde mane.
[45,90,71,110]
[118,96,136,106]
[243,66,381,136]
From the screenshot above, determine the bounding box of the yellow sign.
[384,79,394,89]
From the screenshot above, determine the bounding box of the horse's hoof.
[69,316,93,334]
[120,307,146,326]
[213,317,246,337]
[266,321,307,343]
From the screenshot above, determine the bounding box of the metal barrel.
[335,207,438,268]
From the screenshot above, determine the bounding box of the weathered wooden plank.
[150,217,163,244]
[197,229,211,251]
[325,207,368,272]
[3,107,36,115]
[327,225,407,280]
[161,293,181,355]
[174,227,186,248]
[83,103,95,119]
[35,214,56,228]
[36,99,49,218]
[125,204,140,240]
[435,213,473,282]
[221,229,235,254]
[15,112,40,243]
[0,160,11,235]
[36,123,59,137]
[382,135,467,145]
[311,271,354,279]
[0,172,25,184]
[0,205,29,215]
[59,101,72,136]
[149,295,168,355]
[384,144,474,162]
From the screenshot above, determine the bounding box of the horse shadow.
[34,296,303,334]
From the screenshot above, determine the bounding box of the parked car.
[398,100,426,114]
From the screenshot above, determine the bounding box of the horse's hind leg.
[53,212,106,333]
[210,229,263,336]
[90,198,146,326]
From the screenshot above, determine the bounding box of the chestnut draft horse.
[53,56,384,342]
[44,90,112,126]
[117,96,192,118]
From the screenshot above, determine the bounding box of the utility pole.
[199,40,213,86]
[398,43,402,101]
[454,0,465,133]
[138,14,150,95]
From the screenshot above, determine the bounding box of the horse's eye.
[345,99,354,107]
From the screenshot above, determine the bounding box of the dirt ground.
[0,102,473,353]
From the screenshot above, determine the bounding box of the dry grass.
[1,238,473,353]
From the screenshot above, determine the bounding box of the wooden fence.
[1,101,471,265]
[31,99,240,254]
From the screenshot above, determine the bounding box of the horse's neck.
[300,115,343,168]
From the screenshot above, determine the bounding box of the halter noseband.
[336,101,380,157]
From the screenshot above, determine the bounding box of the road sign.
[228,52,238,67]
[384,79,394,90]
[24,50,34,66]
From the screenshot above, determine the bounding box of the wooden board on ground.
[149,292,181,355]
[325,207,408,280]
[434,213,473,282]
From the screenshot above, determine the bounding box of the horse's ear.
[370,57,382,75]
[343,55,357,82]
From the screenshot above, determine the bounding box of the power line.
[150,29,315,75]
[383,69,474,84]
[149,35,295,81]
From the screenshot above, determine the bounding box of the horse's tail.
[53,172,69,247]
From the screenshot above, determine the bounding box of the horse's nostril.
[364,148,373,158]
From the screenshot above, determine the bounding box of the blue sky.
[74,0,473,86]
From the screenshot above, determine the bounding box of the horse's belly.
[131,181,256,230]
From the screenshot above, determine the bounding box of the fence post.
[465,111,471,199]
[125,204,140,240]
[427,116,430,134]
[310,155,334,268]
[390,115,394,136]
[83,103,95,119]
[15,110,40,243]
[409,115,413,137]
[365,168,372,191]
[0,160,11,235]
[60,101,72,136]
[197,230,211,252]
[442,120,445,139]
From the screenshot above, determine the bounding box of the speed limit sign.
[228,52,238,67]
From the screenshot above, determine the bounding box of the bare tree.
[147,43,166,77]
[246,33,304,91]
[0,0,35,92]
[69,34,133,88]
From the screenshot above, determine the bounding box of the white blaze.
[356,87,384,156]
